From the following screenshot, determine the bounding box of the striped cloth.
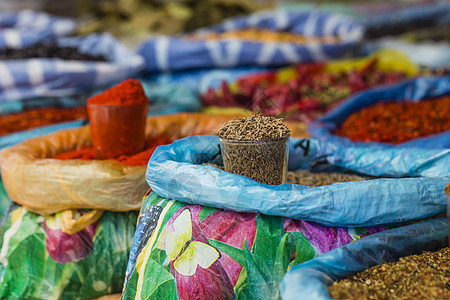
[0,33,145,102]
[0,10,76,49]
[139,10,363,72]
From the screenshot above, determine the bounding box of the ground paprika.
[54,136,172,166]
[336,96,450,143]
[87,79,149,159]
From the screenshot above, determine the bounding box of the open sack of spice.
[199,49,445,124]
[281,217,448,300]
[0,113,308,215]
[0,200,138,300]
[0,10,76,49]
[309,75,450,149]
[146,134,448,227]
[122,189,398,300]
[0,33,144,102]
[138,9,363,73]
[0,79,201,151]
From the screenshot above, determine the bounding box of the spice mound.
[287,170,369,186]
[88,79,147,105]
[0,42,107,61]
[217,114,290,141]
[328,247,450,300]
[336,96,450,144]
[54,136,172,166]
[199,29,340,44]
[0,107,87,136]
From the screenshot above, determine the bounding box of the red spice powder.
[88,79,147,106]
[0,107,87,136]
[336,96,450,143]
[54,136,172,166]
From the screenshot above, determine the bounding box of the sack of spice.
[138,10,362,73]
[0,201,138,300]
[0,33,144,102]
[281,217,448,300]
[146,135,449,227]
[122,190,391,299]
[199,49,440,124]
[308,76,450,149]
[0,112,308,215]
[0,10,76,49]
[0,81,200,151]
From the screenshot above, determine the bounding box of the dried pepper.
[0,107,87,136]
[194,29,341,44]
[54,136,172,166]
[336,96,450,143]
[200,58,428,123]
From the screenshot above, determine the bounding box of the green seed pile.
[217,114,290,141]
[204,165,370,187]
[328,247,450,300]
[287,170,368,186]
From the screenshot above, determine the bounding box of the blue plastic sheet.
[139,10,362,73]
[0,81,201,151]
[0,33,144,102]
[280,217,448,300]
[146,135,449,227]
[364,1,450,37]
[308,76,450,149]
[0,10,76,49]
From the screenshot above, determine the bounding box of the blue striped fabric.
[0,10,76,49]
[139,10,363,72]
[0,33,145,102]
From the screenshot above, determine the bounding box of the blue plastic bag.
[0,10,76,49]
[280,217,448,300]
[0,33,144,101]
[308,76,450,149]
[139,10,362,73]
[146,135,449,227]
[0,81,201,151]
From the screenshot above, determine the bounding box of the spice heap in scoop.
[328,247,450,300]
[87,79,149,159]
[218,114,290,185]
[217,114,290,141]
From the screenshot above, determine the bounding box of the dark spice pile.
[0,107,87,136]
[217,114,290,141]
[328,247,450,300]
[336,96,450,143]
[54,136,172,166]
[0,42,107,61]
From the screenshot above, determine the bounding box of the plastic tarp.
[0,202,138,300]
[0,10,76,49]
[138,10,363,73]
[121,191,389,299]
[308,76,450,149]
[0,33,144,102]
[146,135,449,227]
[0,81,201,151]
[280,217,449,300]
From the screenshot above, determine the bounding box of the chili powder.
[0,107,87,136]
[336,96,450,143]
[54,136,172,166]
